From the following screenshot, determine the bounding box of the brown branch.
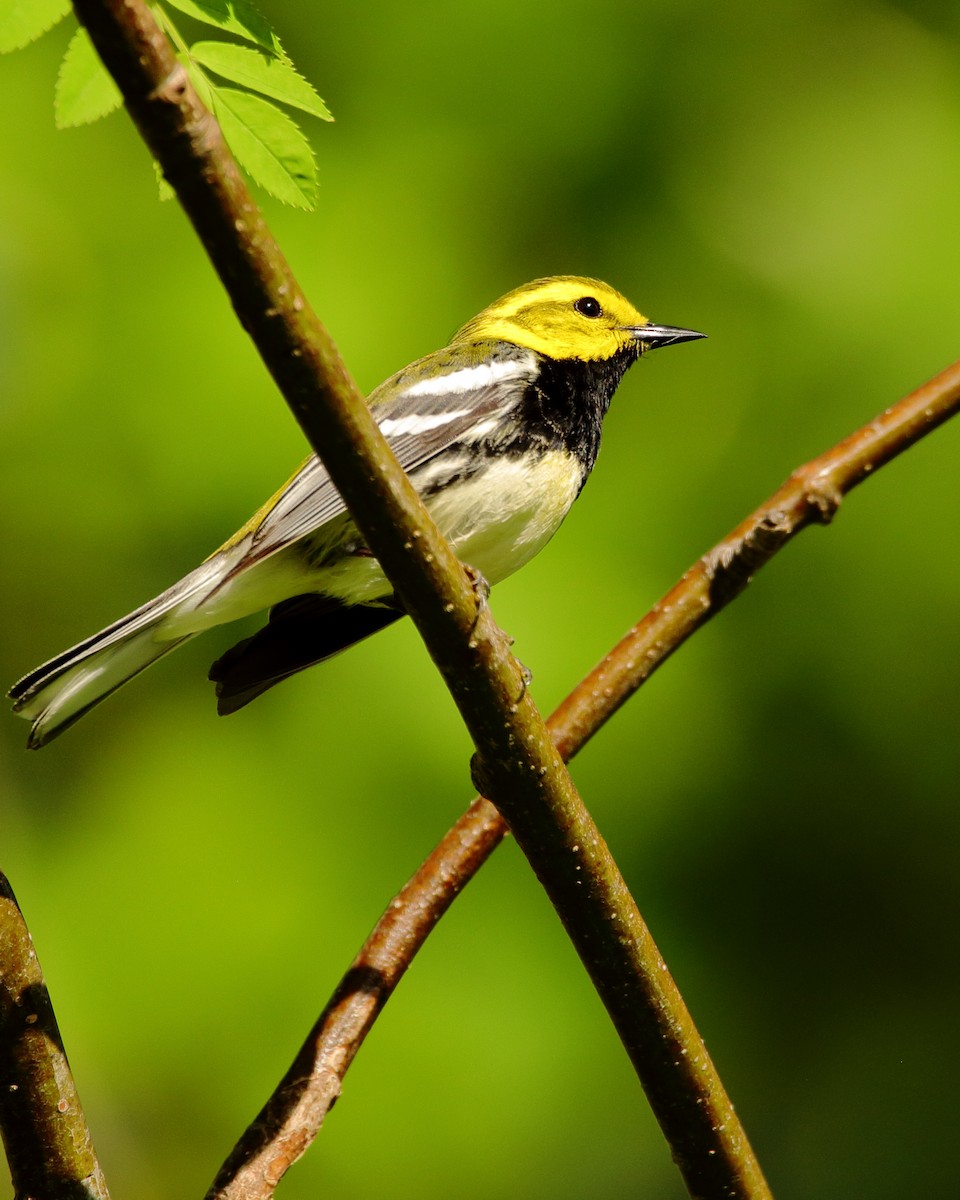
[70,3,771,1198]
[0,872,110,1200]
[551,356,960,751]
[209,358,960,1198]
[207,797,505,1200]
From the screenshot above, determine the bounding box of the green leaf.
[160,0,282,55]
[55,26,123,127]
[183,57,215,108]
[0,0,71,52]
[153,160,176,202]
[210,85,317,210]
[189,42,331,120]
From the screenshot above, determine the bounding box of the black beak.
[626,323,707,350]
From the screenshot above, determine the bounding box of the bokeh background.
[2,1,960,1196]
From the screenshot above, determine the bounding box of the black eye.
[574,296,602,318]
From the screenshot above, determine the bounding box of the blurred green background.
[2,1,960,1196]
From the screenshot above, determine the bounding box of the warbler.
[9,276,703,748]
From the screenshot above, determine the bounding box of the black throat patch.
[510,343,642,476]
[415,342,642,502]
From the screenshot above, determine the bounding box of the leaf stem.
[152,5,188,57]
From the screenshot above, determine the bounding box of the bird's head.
[453,276,704,362]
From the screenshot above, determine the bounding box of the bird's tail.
[8,556,229,749]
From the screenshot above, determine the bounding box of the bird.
[9,276,704,748]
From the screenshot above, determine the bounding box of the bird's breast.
[419,448,585,586]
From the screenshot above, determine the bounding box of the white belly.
[308,449,584,605]
[171,449,585,623]
[425,449,584,583]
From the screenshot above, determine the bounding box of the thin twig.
[551,357,960,752]
[0,872,111,1200]
[207,798,505,1200]
[209,358,960,1198]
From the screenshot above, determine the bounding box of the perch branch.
[209,358,960,1197]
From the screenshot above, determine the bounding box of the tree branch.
[207,797,505,1200]
[65,3,767,1196]
[551,357,960,751]
[208,357,960,1197]
[0,872,110,1200]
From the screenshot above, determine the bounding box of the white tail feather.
[9,555,234,748]
[16,631,194,748]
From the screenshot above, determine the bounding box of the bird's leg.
[462,563,531,704]
[464,563,491,604]
[514,658,533,703]
[463,564,491,640]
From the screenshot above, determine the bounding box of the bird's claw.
[464,565,491,638]
[515,658,532,704]
[465,564,491,604]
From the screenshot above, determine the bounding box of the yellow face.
[453,276,651,362]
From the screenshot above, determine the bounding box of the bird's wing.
[241,348,538,562]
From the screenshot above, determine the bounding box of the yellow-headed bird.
[10,277,703,747]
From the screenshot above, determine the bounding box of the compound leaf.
[190,41,331,119]
[55,26,123,127]
[210,84,317,209]
[0,0,71,53]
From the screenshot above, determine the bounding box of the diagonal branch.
[208,358,960,1198]
[551,356,960,751]
[69,3,765,1197]
[0,872,111,1200]
[207,797,505,1200]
